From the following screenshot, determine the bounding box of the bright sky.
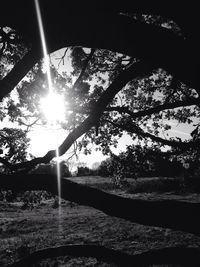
[27,118,193,170]
[28,123,136,168]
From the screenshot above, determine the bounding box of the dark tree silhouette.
[0,1,199,265]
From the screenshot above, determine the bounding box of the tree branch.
[1,174,200,235]
[0,48,40,101]
[106,97,200,118]
[56,48,68,67]
[106,119,199,149]
[73,48,96,89]
[8,244,200,267]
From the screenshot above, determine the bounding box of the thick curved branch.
[106,97,200,118]
[106,119,199,149]
[1,174,200,235]
[9,244,200,267]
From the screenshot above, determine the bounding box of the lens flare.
[34,0,53,92]
[40,92,65,123]
[34,0,63,232]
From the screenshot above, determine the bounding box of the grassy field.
[0,176,200,266]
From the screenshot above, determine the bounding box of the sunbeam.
[34,0,53,93]
[34,0,62,229]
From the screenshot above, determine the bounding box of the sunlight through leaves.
[40,92,65,123]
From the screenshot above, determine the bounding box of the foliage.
[0,27,27,79]
[0,127,30,165]
[76,166,99,176]
[0,189,53,209]
[20,191,47,209]
[97,158,113,177]
[32,161,72,177]
[98,145,182,179]
[0,43,200,166]
[0,6,199,173]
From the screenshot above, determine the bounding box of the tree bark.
[0,49,39,101]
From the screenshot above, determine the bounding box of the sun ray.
[34,0,62,219]
[34,0,53,92]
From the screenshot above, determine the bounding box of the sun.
[40,92,65,123]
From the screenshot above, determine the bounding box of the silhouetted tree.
[0,1,200,265]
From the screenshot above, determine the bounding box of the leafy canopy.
[0,14,200,169]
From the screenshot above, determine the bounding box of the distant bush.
[32,162,72,177]
[97,158,113,177]
[97,145,183,180]
[76,166,99,176]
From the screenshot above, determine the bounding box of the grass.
[0,176,200,266]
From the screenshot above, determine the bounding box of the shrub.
[20,190,53,209]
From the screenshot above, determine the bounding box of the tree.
[100,145,183,179]
[77,166,91,176]
[32,161,71,177]
[98,158,113,177]
[0,1,200,265]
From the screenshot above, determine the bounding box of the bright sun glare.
[40,92,65,123]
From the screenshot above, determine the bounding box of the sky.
[27,117,193,170]
[28,123,135,168]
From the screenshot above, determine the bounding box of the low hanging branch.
[1,173,200,236]
[8,244,200,267]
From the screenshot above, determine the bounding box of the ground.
[0,176,200,266]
